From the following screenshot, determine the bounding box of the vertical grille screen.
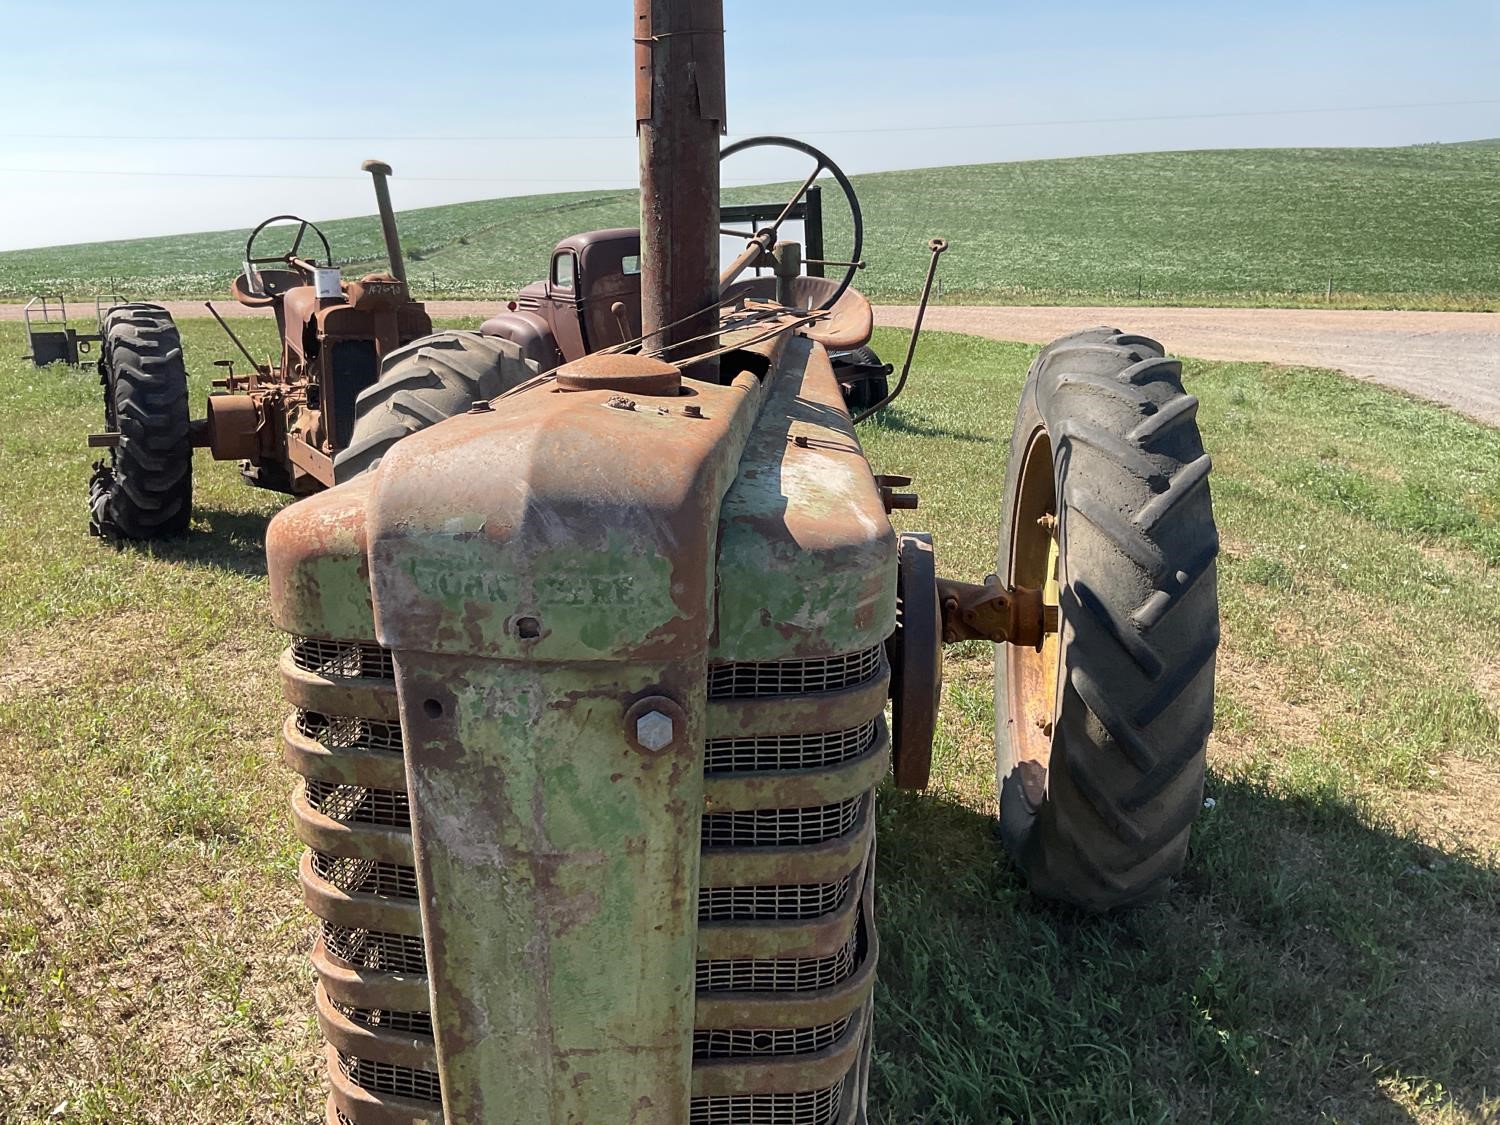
[291,637,881,1120]
[298,710,403,755]
[304,779,410,829]
[698,878,849,921]
[322,923,427,976]
[701,798,862,848]
[706,647,882,698]
[333,1000,434,1038]
[290,636,394,679]
[311,853,418,900]
[704,721,876,774]
[337,1051,440,1103]
[689,1083,844,1125]
[693,1018,850,1059]
[696,929,860,993]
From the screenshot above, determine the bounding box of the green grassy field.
[2,140,1498,309]
[1,319,1498,1122]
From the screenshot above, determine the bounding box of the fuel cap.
[555,353,682,396]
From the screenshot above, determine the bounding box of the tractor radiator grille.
[707,646,882,698]
[304,779,411,829]
[311,853,418,900]
[689,1083,844,1125]
[289,635,884,1120]
[694,1018,850,1059]
[332,1000,434,1038]
[336,1051,440,1103]
[291,636,394,680]
[297,710,403,755]
[701,798,861,848]
[697,929,860,993]
[705,721,876,774]
[699,878,850,922]
[322,923,427,976]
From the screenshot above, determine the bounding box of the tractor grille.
[332,1000,434,1038]
[297,710,403,755]
[288,633,883,1119]
[311,853,418,900]
[701,798,861,848]
[322,923,427,976]
[336,1051,440,1102]
[291,636,394,680]
[707,646,882,698]
[304,779,410,829]
[697,929,860,993]
[694,1018,850,1059]
[689,1083,844,1125]
[699,878,849,921]
[705,721,876,774]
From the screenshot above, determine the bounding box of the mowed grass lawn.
[1,319,1498,1123]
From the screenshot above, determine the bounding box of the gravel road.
[874,305,1500,427]
[8,301,1495,426]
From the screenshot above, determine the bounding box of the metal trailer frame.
[22,294,111,367]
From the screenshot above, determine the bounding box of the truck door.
[547,249,588,362]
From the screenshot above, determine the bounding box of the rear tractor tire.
[88,303,193,541]
[333,330,536,482]
[996,327,1219,910]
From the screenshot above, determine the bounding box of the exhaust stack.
[361,159,408,285]
[635,0,725,377]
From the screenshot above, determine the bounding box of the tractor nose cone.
[555,353,682,397]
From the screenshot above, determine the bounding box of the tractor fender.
[479,310,563,372]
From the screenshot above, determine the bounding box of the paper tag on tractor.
[313,268,343,299]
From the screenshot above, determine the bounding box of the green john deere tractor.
[265,3,1218,1120]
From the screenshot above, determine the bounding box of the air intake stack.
[636,0,725,378]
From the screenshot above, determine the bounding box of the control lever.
[851,237,948,424]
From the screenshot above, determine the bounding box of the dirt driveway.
[7,300,1496,426]
[875,305,1500,427]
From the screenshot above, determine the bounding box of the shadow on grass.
[869,774,1500,1124]
[864,408,988,444]
[115,505,274,578]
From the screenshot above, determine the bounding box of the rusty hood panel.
[363,371,768,664]
[712,337,897,661]
[266,473,376,640]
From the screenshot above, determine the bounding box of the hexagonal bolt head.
[635,710,675,752]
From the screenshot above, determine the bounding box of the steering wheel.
[242,215,334,296]
[719,136,864,312]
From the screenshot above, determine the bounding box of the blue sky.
[0,0,1496,250]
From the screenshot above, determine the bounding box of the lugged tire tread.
[91,303,193,539]
[333,330,536,482]
[996,326,1219,910]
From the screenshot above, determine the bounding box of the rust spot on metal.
[937,576,1052,648]
[557,352,683,396]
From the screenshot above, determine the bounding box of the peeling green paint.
[714,341,897,661]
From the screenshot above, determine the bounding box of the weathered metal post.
[635,0,725,378]
[361,160,408,285]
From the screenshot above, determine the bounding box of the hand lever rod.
[851,237,948,424]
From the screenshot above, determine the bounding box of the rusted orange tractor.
[266,2,1220,1120]
[87,164,434,539]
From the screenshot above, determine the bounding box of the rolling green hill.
[3,141,1498,309]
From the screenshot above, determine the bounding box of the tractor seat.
[232,268,308,308]
[721,274,874,351]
